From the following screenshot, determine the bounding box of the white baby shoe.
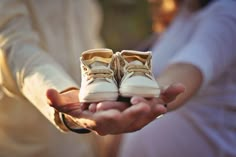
[116,50,160,98]
[79,48,119,102]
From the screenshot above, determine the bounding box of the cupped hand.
[46,88,128,116]
[81,83,185,135]
[46,83,185,135]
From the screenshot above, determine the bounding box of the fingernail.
[89,104,96,113]
[131,97,139,105]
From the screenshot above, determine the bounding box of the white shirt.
[152,0,236,154]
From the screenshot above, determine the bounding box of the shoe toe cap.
[121,76,159,88]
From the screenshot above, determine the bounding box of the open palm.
[47,83,185,135]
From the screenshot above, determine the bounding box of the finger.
[47,88,82,115]
[131,96,168,118]
[131,96,163,106]
[96,101,130,112]
[160,83,185,103]
[56,103,82,115]
[89,103,97,112]
[80,103,90,110]
[82,103,150,135]
[119,102,151,131]
[123,101,150,118]
[75,103,153,135]
[46,89,63,106]
[126,103,167,132]
[47,88,80,106]
[59,89,79,104]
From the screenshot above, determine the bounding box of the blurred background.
[98,0,152,51]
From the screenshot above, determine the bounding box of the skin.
[47,82,185,135]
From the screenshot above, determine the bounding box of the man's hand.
[46,89,128,116]
[46,89,84,116]
[46,83,185,135]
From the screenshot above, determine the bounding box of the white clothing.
[0,0,103,157]
[119,1,236,157]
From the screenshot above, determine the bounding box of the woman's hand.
[46,83,185,135]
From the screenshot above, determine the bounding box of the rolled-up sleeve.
[0,0,78,131]
[170,1,236,87]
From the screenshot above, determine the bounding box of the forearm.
[0,0,78,131]
[157,63,203,111]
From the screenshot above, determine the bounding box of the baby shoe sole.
[79,92,118,102]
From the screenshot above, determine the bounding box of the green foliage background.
[99,0,152,51]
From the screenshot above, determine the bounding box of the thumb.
[161,83,185,103]
[46,88,63,106]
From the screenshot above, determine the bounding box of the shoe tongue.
[128,60,146,76]
[129,60,143,65]
[90,61,107,69]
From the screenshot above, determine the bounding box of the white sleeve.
[0,0,78,131]
[170,1,236,87]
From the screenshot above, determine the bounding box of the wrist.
[60,113,91,134]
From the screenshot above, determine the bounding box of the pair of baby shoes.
[79,48,160,102]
